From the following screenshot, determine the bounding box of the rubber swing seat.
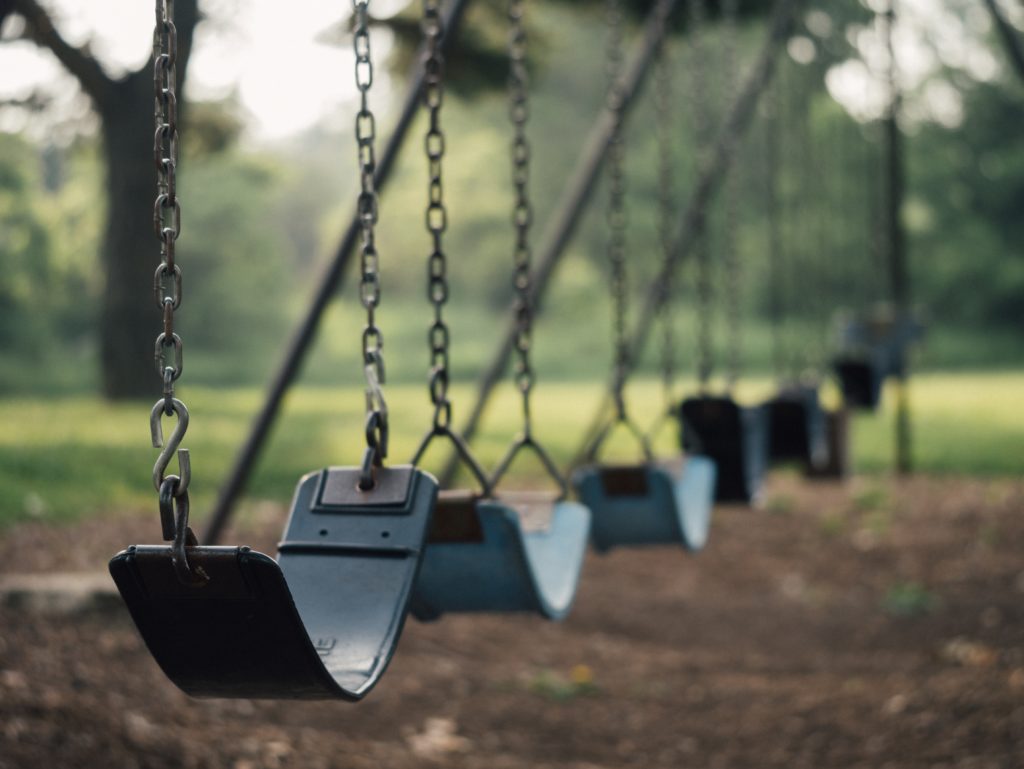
[679,395,769,505]
[764,385,828,470]
[571,456,716,553]
[109,465,438,700]
[834,354,885,410]
[410,490,590,621]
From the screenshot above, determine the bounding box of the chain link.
[422,0,451,431]
[508,0,536,434]
[153,0,182,400]
[150,0,192,516]
[721,0,742,389]
[148,0,202,577]
[654,37,675,410]
[687,0,713,389]
[605,0,629,417]
[762,78,786,378]
[353,0,389,471]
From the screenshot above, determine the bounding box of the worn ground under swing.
[0,474,1021,769]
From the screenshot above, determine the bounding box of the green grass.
[0,371,1021,528]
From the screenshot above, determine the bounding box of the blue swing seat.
[572,456,716,553]
[411,490,590,621]
[680,395,769,504]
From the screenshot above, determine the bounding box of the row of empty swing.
[109,0,917,701]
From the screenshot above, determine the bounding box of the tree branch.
[983,0,1024,85]
[9,0,112,106]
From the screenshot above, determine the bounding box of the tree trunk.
[98,73,161,399]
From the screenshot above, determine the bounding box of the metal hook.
[159,477,208,587]
[150,397,191,495]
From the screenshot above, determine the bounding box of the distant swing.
[573,0,716,554]
[408,0,590,622]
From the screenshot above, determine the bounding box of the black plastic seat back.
[765,387,827,469]
[834,356,883,410]
[109,466,437,700]
[679,395,768,504]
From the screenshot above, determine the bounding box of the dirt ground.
[1,473,1022,769]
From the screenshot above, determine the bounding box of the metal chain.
[422,0,451,432]
[150,0,203,584]
[153,0,182,411]
[508,0,535,435]
[687,0,713,389]
[721,0,742,389]
[654,39,676,410]
[151,0,190,523]
[353,0,389,480]
[762,77,786,378]
[605,0,629,418]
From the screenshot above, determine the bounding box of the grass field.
[1,371,1020,528]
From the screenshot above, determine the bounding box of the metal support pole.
[883,0,912,475]
[572,0,798,464]
[202,0,473,544]
[436,0,681,487]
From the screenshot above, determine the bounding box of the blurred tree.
[0,133,52,354]
[4,0,200,399]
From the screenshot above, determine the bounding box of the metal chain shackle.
[508,0,535,434]
[422,0,451,432]
[605,0,629,419]
[687,0,713,390]
[353,0,390,478]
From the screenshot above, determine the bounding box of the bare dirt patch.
[1,474,1022,768]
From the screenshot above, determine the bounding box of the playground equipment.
[573,0,715,554]
[679,0,769,505]
[409,0,590,621]
[110,0,439,700]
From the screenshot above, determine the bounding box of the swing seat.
[765,385,828,470]
[805,408,850,479]
[571,456,716,553]
[411,490,590,621]
[679,395,768,504]
[109,465,438,700]
[833,354,885,409]
[833,310,923,410]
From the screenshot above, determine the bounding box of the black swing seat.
[833,354,885,409]
[833,311,924,410]
[764,385,828,470]
[411,489,590,621]
[572,456,717,553]
[679,395,769,504]
[109,465,438,700]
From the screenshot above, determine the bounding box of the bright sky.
[0,0,404,139]
[0,0,1015,140]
